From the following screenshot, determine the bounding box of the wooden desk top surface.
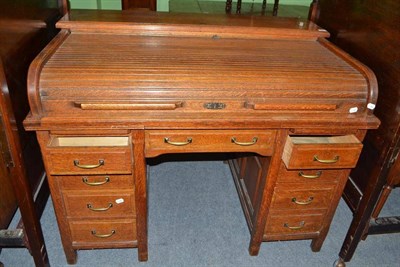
[57,10,329,39]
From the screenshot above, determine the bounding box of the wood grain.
[23,11,381,263]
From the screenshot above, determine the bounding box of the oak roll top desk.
[23,11,380,264]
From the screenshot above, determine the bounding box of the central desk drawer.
[145,130,276,157]
[46,136,132,175]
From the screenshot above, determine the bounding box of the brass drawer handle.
[313,155,339,164]
[74,159,104,169]
[292,196,314,205]
[231,137,258,146]
[82,176,110,186]
[298,171,322,179]
[87,203,113,212]
[284,221,305,230]
[164,137,192,146]
[91,229,116,238]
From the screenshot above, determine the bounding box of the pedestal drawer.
[276,163,342,184]
[69,219,137,248]
[282,135,362,169]
[271,185,335,210]
[47,148,132,175]
[63,190,135,218]
[145,130,276,157]
[46,136,132,175]
[58,175,134,190]
[265,212,325,236]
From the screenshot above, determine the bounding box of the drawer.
[145,130,276,157]
[69,219,137,248]
[57,175,134,190]
[282,135,362,169]
[46,136,132,175]
[265,212,325,236]
[63,190,135,218]
[276,163,342,184]
[270,184,336,210]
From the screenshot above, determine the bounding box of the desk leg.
[133,130,148,261]
[248,130,287,256]
[64,249,78,264]
[36,131,77,265]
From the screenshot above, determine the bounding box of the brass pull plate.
[74,159,104,169]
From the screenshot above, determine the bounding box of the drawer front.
[270,185,335,210]
[63,190,135,218]
[69,219,137,247]
[265,212,325,236]
[276,163,342,184]
[57,175,134,190]
[47,148,132,175]
[145,130,276,157]
[282,135,363,169]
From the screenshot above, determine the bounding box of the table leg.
[133,130,148,262]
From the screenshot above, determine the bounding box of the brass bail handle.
[87,202,113,212]
[231,137,258,146]
[313,155,339,164]
[82,176,110,186]
[74,159,105,169]
[298,171,322,179]
[164,137,192,146]
[292,196,314,205]
[284,221,305,230]
[91,230,116,238]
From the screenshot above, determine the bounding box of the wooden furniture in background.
[313,0,400,266]
[0,1,63,267]
[24,11,379,264]
[226,0,279,15]
[122,0,156,11]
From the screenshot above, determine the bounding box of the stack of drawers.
[264,135,363,244]
[43,136,137,249]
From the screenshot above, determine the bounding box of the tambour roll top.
[25,11,379,130]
